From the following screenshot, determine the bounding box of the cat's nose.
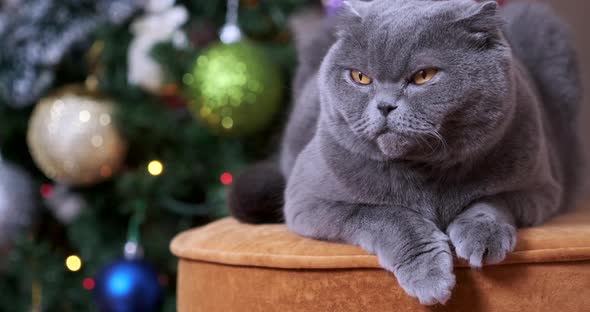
[377,103,397,117]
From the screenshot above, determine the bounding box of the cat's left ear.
[333,0,372,36]
[455,1,504,44]
[341,0,371,19]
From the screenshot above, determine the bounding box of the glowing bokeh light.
[220,172,233,185]
[147,160,164,176]
[83,278,95,290]
[66,255,82,272]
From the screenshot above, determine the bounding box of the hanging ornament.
[27,85,127,186]
[95,206,163,312]
[0,158,35,250]
[128,0,189,94]
[94,256,162,312]
[185,42,283,135]
[184,0,283,136]
[43,184,86,224]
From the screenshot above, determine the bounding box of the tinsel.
[0,0,140,108]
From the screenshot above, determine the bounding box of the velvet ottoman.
[171,205,590,312]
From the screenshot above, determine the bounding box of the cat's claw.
[448,212,517,268]
[387,236,456,305]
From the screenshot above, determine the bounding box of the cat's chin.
[376,132,417,160]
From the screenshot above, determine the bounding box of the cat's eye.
[411,68,438,85]
[350,70,373,85]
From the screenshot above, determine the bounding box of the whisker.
[426,130,448,157]
[417,135,436,156]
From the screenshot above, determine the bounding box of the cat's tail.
[228,162,285,224]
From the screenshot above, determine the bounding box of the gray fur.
[281,0,581,305]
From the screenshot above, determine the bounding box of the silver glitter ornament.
[44,184,86,224]
[0,159,36,249]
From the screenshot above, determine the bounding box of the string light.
[83,278,95,290]
[147,160,164,176]
[100,165,113,178]
[66,255,82,272]
[220,172,233,185]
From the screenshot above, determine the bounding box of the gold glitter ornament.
[27,85,127,186]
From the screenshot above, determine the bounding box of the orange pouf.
[171,205,590,312]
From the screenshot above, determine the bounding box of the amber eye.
[411,68,438,85]
[350,70,373,85]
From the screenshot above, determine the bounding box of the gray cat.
[229,0,581,305]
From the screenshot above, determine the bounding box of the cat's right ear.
[456,1,502,33]
[453,1,505,48]
[333,0,371,36]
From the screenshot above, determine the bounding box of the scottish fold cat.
[229,0,581,304]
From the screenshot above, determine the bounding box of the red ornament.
[159,84,187,109]
[220,172,233,185]
[187,21,218,48]
[83,277,95,290]
[40,183,54,199]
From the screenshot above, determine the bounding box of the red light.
[159,274,169,287]
[83,278,95,290]
[220,172,233,185]
[40,184,54,199]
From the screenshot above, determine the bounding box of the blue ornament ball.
[94,259,163,312]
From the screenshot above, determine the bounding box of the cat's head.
[319,0,513,163]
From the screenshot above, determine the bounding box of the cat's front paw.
[385,233,455,305]
[448,207,517,268]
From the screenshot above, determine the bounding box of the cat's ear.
[333,0,371,36]
[455,1,504,44]
[341,0,371,20]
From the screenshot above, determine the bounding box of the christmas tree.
[0,0,320,310]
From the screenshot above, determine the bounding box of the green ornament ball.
[184,41,283,135]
